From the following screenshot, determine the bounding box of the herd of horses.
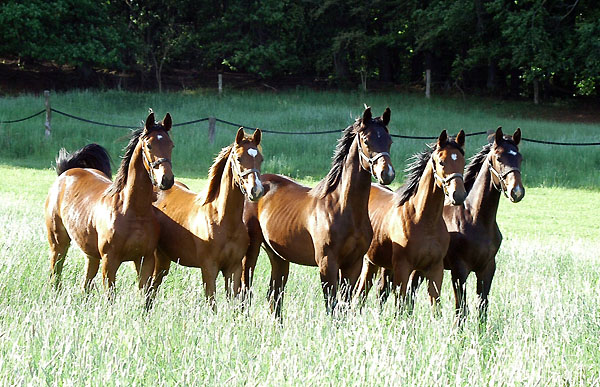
[44,107,524,324]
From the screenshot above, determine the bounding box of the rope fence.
[2,98,599,146]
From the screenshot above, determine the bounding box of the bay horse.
[443,127,523,325]
[242,107,395,318]
[148,128,264,310]
[355,130,466,314]
[45,112,174,302]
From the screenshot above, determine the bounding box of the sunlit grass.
[0,165,598,385]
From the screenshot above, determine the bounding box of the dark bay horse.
[45,112,174,301]
[355,130,466,314]
[242,107,395,317]
[149,128,264,309]
[443,127,523,325]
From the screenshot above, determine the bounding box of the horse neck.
[466,156,501,226]
[122,141,155,214]
[335,138,372,214]
[211,156,245,223]
[410,158,445,224]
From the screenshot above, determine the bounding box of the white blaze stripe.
[508,150,517,156]
[157,134,163,140]
[248,148,258,157]
[451,153,458,161]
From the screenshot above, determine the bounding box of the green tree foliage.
[0,0,597,98]
[0,0,124,69]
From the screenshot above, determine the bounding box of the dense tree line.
[0,0,598,99]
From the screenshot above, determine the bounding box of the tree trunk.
[333,50,350,82]
[487,59,497,91]
[533,78,540,104]
[378,48,392,82]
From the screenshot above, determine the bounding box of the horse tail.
[55,143,112,178]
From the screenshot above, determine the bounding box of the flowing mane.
[203,144,233,205]
[463,143,493,192]
[105,123,168,196]
[394,145,435,206]
[394,140,464,206]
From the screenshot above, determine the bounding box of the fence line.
[2,106,600,146]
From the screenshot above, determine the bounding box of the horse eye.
[147,144,152,150]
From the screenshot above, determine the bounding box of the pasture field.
[0,91,599,385]
[0,164,599,386]
[1,90,599,187]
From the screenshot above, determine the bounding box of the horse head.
[489,127,524,202]
[431,129,466,205]
[231,127,264,201]
[357,106,395,185]
[140,112,175,190]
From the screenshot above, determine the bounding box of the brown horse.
[443,127,523,325]
[242,107,395,317]
[148,128,264,309]
[45,112,174,301]
[355,130,466,314]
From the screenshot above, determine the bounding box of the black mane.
[463,143,493,192]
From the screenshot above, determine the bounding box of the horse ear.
[252,128,262,145]
[437,130,448,146]
[235,127,245,145]
[456,129,465,148]
[382,107,391,126]
[162,113,172,131]
[362,106,372,124]
[495,126,504,144]
[145,112,156,130]
[513,128,521,146]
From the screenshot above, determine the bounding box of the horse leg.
[147,250,171,310]
[83,255,100,293]
[392,259,412,315]
[318,254,339,316]
[47,220,70,289]
[223,263,243,300]
[476,260,496,327]
[201,263,219,312]
[377,268,394,308]
[408,270,424,307]
[266,248,289,319]
[137,254,155,309]
[426,263,444,318]
[354,258,378,309]
[450,263,469,326]
[339,259,363,309]
[242,214,263,306]
[101,254,120,302]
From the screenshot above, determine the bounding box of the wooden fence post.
[44,90,51,138]
[208,116,216,144]
[218,73,223,95]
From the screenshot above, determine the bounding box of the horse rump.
[55,143,112,178]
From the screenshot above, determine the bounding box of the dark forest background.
[1,0,598,100]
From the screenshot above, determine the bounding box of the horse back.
[45,168,112,256]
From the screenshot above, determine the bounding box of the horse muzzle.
[509,184,525,203]
[159,174,175,190]
[245,174,264,202]
[374,159,395,185]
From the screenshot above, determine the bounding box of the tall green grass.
[0,165,598,385]
[1,90,599,188]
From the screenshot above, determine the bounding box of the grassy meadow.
[0,90,599,385]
